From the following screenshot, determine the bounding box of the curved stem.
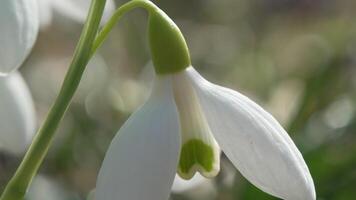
[0,0,106,199]
[90,0,159,57]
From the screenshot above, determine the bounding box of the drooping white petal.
[0,72,36,154]
[95,75,181,200]
[185,67,316,200]
[172,72,220,179]
[0,0,39,75]
[51,0,116,25]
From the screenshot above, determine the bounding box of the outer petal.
[51,0,115,25]
[0,72,36,154]
[95,75,181,200]
[0,0,39,75]
[185,67,316,200]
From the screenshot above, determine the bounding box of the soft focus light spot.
[268,32,331,76]
[305,114,331,149]
[323,96,354,129]
[75,55,109,102]
[267,79,304,125]
[108,79,148,113]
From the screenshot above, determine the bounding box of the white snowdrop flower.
[37,0,116,28]
[95,4,316,200]
[96,67,316,200]
[0,0,39,75]
[0,72,36,154]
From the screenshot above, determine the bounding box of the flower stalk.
[0,0,106,199]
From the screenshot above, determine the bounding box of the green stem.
[0,0,106,199]
[90,0,159,57]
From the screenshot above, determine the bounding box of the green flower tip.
[178,139,219,179]
[148,9,191,75]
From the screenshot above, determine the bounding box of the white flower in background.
[0,0,115,74]
[37,0,116,28]
[0,0,37,154]
[95,66,316,200]
[0,0,39,75]
[0,72,36,154]
[0,0,114,154]
[27,175,74,200]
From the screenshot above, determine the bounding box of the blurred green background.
[1,0,356,199]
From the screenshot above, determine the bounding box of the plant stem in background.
[0,0,106,199]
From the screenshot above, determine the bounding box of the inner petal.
[173,70,220,180]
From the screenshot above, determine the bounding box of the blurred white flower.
[323,96,354,129]
[27,175,76,200]
[95,66,316,200]
[37,0,116,28]
[0,72,36,154]
[0,1,37,154]
[0,0,39,75]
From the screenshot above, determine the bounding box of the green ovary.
[178,139,215,179]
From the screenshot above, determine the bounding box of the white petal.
[0,0,39,75]
[172,72,220,179]
[185,67,316,200]
[51,0,115,25]
[95,75,181,200]
[171,173,207,193]
[0,72,36,154]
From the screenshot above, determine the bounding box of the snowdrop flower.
[37,0,116,28]
[0,72,36,154]
[95,6,315,200]
[0,0,39,75]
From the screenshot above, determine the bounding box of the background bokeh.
[1,0,356,199]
